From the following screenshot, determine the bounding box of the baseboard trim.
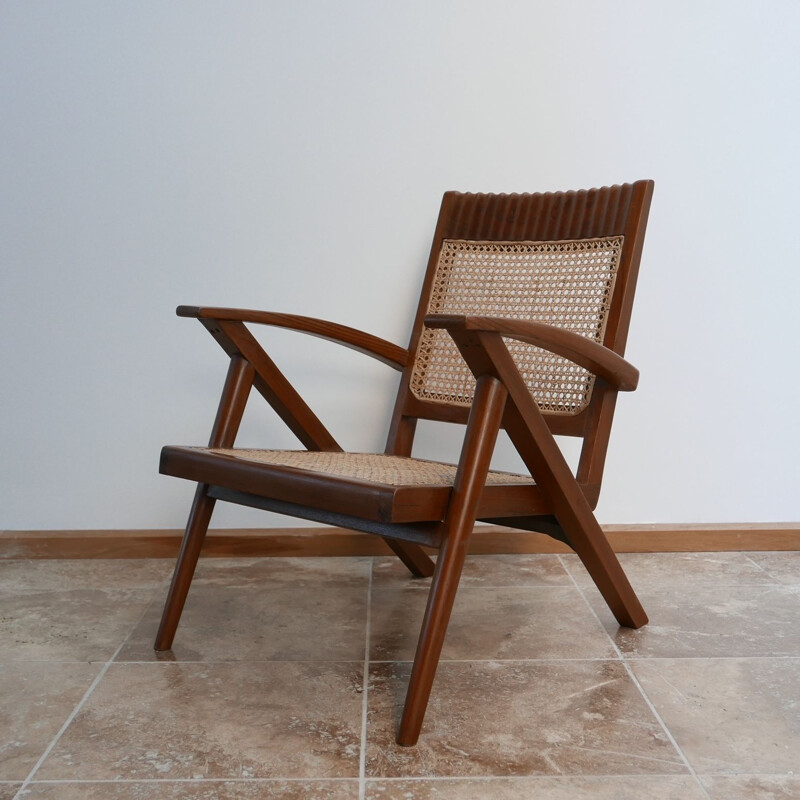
[1,523,798,559]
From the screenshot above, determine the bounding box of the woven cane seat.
[410,236,624,415]
[161,445,543,523]
[207,449,534,487]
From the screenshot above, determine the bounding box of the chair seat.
[213,449,535,486]
[160,446,545,523]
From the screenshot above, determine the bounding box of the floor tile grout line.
[8,772,746,786]
[358,558,373,800]
[370,657,627,664]
[360,774,717,783]
[9,773,758,785]
[559,549,794,590]
[344,655,800,665]
[689,771,800,778]
[558,555,711,800]
[111,658,370,665]
[13,647,117,795]
[375,583,578,590]
[107,591,164,666]
[14,600,154,799]
[615,661,711,800]
[11,654,800,666]
[14,778,361,785]
[555,557,624,656]
[562,581,795,590]
[374,580,796,591]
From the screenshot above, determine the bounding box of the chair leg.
[155,354,254,651]
[154,484,215,650]
[559,508,648,629]
[396,374,508,746]
[476,342,647,629]
[396,527,470,745]
[383,539,435,578]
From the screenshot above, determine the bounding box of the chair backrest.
[386,181,654,491]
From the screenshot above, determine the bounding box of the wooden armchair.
[156,181,655,745]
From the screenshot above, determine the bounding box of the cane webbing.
[409,237,624,415]
[209,449,534,487]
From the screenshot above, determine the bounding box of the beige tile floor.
[1,551,799,799]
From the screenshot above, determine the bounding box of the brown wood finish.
[574,384,619,495]
[213,319,342,452]
[155,354,253,650]
[178,306,410,369]
[381,537,436,577]
[154,181,656,744]
[398,374,508,745]
[160,445,551,523]
[448,326,647,628]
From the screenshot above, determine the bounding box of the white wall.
[2,0,798,530]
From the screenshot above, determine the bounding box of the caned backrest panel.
[409,236,624,415]
[395,182,653,430]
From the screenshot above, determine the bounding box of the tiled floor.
[1,551,799,799]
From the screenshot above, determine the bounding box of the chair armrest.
[425,314,639,391]
[177,306,409,370]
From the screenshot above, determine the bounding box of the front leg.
[154,354,254,650]
[398,375,507,744]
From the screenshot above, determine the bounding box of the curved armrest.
[177,306,409,370]
[425,314,639,391]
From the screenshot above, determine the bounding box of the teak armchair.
[156,181,654,745]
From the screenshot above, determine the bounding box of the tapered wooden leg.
[382,539,435,577]
[460,333,647,630]
[560,514,647,628]
[396,523,470,745]
[397,376,507,746]
[502,400,647,628]
[154,484,215,650]
[502,403,646,628]
[154,354,254,651]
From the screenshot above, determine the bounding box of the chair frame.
[156,180,654,745]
